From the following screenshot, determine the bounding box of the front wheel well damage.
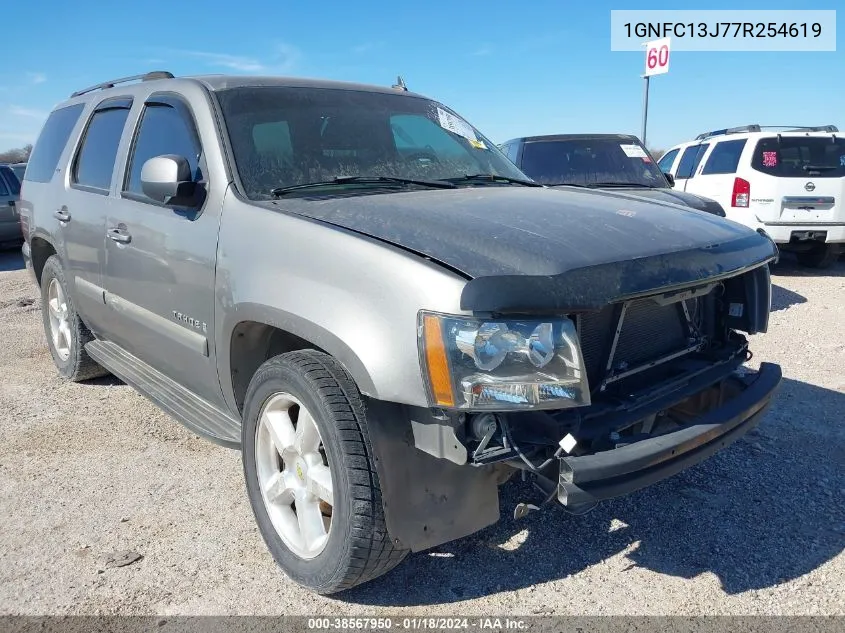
[229,321,326,415]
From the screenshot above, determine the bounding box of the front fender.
[214,193,469,413]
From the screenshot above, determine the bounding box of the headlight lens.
[419,312,591,410]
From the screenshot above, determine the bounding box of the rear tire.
[796,244,839,269]
[241,350,407,594]
[40,255,109,381]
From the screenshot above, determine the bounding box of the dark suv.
[501,134,726,216]
[0,163,23,245]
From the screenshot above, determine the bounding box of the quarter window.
[125,103,202,198]
[25,104,85,183]
[702,139,747,175]
[657,148,679,172]
[73,106,131,191]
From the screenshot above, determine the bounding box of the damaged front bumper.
[557,362,782,507]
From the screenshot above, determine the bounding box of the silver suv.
[19,71,782,594]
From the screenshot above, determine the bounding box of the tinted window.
[702,139,747,175]
[217,86,527,200]
[12,164,26,182]
[73,107,130,190]
[657,148,679,172]
[519,138,667,187]
[0,171,9,196]
[25,104,84,183]
[675,143,709,179]
[1,166,20,194]
[504,142,520,164]
[751,136,845,178]
[125,104,202,197]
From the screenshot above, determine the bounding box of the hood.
[269,186,777,312]
[566,186,726,217]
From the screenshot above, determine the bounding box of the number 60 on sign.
[645,37,670,76]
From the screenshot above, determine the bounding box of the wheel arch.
[29,233,58,285]
[223,304,378,416]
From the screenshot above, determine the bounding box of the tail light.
[732,177,750,208]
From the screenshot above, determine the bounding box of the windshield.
[520,138,668,188]
[751,136,845,178]
[216,86,531,199]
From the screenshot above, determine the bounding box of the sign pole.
[641,37,670,148]
[641,74,650,147]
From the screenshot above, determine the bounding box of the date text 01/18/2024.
[306,618,529,630]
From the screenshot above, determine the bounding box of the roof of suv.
[60,71,428,108]
[668,125,840,149]
[505,133,641,144]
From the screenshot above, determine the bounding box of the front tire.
[796,244,839,269]
[40,255,108,381]
[241,350,407,594]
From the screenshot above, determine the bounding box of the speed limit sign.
[644,37,670,76]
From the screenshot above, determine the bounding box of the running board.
[85,340,241,449]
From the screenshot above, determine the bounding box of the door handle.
[107,227,132,244]
[54,208,71,222]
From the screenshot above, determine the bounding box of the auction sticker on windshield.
[437,107,478,142]
[620,143,648,158]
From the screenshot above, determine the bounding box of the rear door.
[0,166,20,241]
[745,134,845,226]
[685,138,747,218]
[672,143,710,192]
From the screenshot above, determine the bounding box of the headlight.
[418,312,591,410]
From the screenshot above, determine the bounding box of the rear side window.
[657,148,679,172]
[675,143,709,179]
[73,106,131,191]
[751,136,845,178]
[0,172,9,196]
[0,166,20,194]
[25,103,85,183]
[125,103,202,198]
[702,139,747,175]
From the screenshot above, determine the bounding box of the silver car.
[19,71,781,594]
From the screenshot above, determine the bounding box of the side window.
[25,103,85,183]
[73,105,131,191]
[702,139,747,175]
[504,142,520,165]
[0,172,9,196]
[675,143,709,179]
[657,148,679,172]
[125,102,202,198]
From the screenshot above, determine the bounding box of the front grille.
[578,294,706,387]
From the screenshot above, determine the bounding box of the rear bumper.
[557,362,782,506]
[759,223,845,244]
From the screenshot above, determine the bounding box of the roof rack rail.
[695,124,840,140]
[778,125,839,133]
[70,71,175,98]
[695,125,761,141]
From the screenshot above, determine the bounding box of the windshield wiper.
[271,175,456,197]
[441,173,542,187]
[802,165,837,172]
[550,182,657,188]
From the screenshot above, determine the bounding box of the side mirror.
[663,171,675,187]
[140,155,196,204]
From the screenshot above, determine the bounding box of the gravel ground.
[0,248,843,616]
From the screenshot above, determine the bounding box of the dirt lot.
[0,248,843,616]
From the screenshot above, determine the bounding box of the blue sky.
[1,0,842,152]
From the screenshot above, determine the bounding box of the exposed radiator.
[577,293,706,388]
